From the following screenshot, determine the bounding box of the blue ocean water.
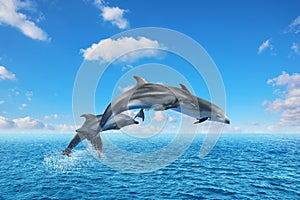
[0,133,299,199]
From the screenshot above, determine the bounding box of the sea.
[0,133,299,199]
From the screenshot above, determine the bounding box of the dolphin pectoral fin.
[134,76,148,86]
[179,83,193,95]
[61,148,73,156]
[194,117,209,124]
[61,133,83,156]
[134,109,145,121]
[113,125,121,130]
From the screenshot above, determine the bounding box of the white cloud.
[121,64,134,72]
[101,6,129,29]
[222,125,242,133]
[94,0,103,8]
[153,111,165,122]
[267,71,300,86]
[94,0,129,29]
[150,111,176,123]
[266,124,300,133]
[258,39,273,54]
[0,116,14,128]
[43,114,59,120]
[0,0,49,41]
[81,36,165,62]
[55,124,76,132]
[18,103,27,110]
[25,91,33,101]
[0,100,4,105]
[0,115,75,133]
[288,16,300,34]
[291,43,300,55]
[121,124,162,136]
[13,116,45,129]
[261,100,269,106]
[0,66,16,80]
[167,116,176,123]
[264,71,300,129]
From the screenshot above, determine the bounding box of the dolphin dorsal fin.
[134,76,148,86]
[179,84,192,95]
[80,114,96,120]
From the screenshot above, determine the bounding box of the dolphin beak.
[225,117,230,124]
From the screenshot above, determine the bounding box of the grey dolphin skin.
[99,76,230,129]
[61,113,139,157]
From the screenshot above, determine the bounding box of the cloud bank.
[0,116,75,133]
[264,71,300,131]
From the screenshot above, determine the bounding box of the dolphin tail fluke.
[76,127,98,138]
[134,109,145,121]
[89,135,103,158]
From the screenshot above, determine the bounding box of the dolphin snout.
[225,117,230,124]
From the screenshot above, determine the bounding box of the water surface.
[0,133,299,199]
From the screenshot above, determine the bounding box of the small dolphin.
[61,113,139,157]
[99,76,230,129]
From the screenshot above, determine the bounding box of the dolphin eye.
[216,114,222,118]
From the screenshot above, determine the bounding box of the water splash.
[43,150,90,172]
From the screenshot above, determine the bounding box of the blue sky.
[0,0,300,133]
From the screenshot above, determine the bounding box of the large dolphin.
[99,76,230,130]
[61,113,139,157]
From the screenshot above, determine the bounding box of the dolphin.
[99,76,230,130]
[61,113,139,157]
